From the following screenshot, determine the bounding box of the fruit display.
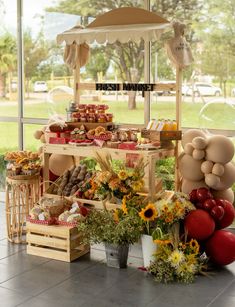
[87,126,112,140]
[5,150,39,161]
[49,164,93,197]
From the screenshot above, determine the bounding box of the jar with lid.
[97,114,107,123]
[80,113,87,122]
[78,104,87,112]
[87,104,96,113]
[71,112,80,122]
[87,113,96,123]
[97,104,108,114]
[106,113,113,122]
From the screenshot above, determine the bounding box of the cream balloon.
[181,129,206,149]
[206,135,234,164]
[192,149,205,160]
[212,163,225,177]
[184,143,194,155]
[192,136,208,150]
[212,188,234,203]
[40,134,46,144]
[179,154,204,181]
[34,130,43,140]
[201,160,214,174]
[215,162,235,190]
[49,154,74,176]
[205,173,220,189]
[181,179,209,194]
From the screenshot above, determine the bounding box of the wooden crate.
[26,222,89,262]
[141,129,182,141]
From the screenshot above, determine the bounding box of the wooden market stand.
[43,7,183,198]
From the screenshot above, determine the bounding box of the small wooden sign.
[96,83,155,92]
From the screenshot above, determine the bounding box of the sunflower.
[122,196,128,214]
[118,170,128,180]
[189,239,200,254]
[154,239,171,245]
[132,180,144,192]
[139,203,158,222]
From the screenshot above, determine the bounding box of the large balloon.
[205,230,235,266]
[49,154,74,176]
[215,162,235,191]
[212,189,234,203]
[182,129,207,149]
[179,154,204,181]
[206,135,234,164]
[184,209,215,241]
[181,179,208,194]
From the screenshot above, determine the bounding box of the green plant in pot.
[77,208,142,268]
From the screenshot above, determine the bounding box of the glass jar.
[97,104,108,114]
[78,104,87,112]
[97,114,107,123]
[72,112,81,122]
[87,113,96,123]
[105,113,113,122]
[87,104,96,113]
[80,113,87,122]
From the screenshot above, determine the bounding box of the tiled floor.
[0,201,234,307]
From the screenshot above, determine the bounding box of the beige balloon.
[206,135,234,164]
[212,188,234,204]
[212,163,225,177]
[40,134,46,144]
[179,154,204,181]
[181,179,208,194]
[181,129,206,149]
[192,149,205,160]
[192,136,208,150]
[184,143,194,155]
[49,154,74,176]
[205,173,220,189]
[215,162,235,190]
[201,160,214,174]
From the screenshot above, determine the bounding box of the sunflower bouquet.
[147,225,208,283]
[93,153,146,200]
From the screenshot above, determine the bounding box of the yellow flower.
[118,170,128,180]
[132,179,144,192]
[139,203,158,222]
[109,178,121,191]
[189,239,200,254]
[186,253,197,265]
[154,239,171,245]
[165,212,174,224]
[95,171,112,184]
[113,209,119,223]
[168,249,185,268]
[122,196,128,214]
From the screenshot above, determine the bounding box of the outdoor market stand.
[43,7,183,198]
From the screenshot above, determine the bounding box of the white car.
[34,81,48,92]
[182,83,222,97]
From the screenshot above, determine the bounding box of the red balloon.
[49,170,59,182]
[210,206,224,221]
[184,209,215,241]
[206,230,235,266]
[189,189,198,203]
[216,200,235,229]
[197,188,213,203]
[203,199,217,212]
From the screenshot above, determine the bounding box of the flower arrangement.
[77,208,142,245]
[147,225,208,283]
[93,153,145,200]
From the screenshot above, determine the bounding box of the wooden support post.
[175,67,183,191]
[74,62,80,104]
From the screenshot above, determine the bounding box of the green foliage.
[77,209,142,245]
[156,158,175,191]
[85,47,110,81]
[80,157,97,171]
[0,154,6,190]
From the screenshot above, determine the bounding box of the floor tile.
[17,295,87,307]
[0,243,25,260]
[0,286,32,307]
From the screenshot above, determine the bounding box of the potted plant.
[77,208,142,268]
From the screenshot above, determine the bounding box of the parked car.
[182,83,222,97]
[34,81,48,92]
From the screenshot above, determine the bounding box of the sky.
[1,0,79,39]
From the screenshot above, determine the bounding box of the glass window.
[0,0,18,117]
[24,124,44,152]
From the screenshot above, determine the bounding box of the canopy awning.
[57,7,170,45]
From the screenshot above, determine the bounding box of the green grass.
[1,98,235,154]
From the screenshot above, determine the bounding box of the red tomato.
[206,230,235,265]
[184,209,215,241]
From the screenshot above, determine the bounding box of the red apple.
[202,199,217,212]
[197,188,213,203]
[205,230,235,266]
[210,206,225,221]
[189,189,198,203]
[217,200,235,229]
[184,209,215,241]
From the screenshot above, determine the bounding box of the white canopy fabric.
[57,7,170,45]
